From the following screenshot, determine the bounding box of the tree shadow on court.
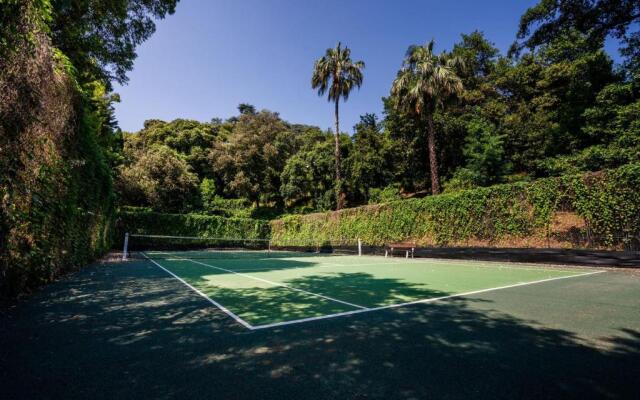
[282,272,455,307]
[0,260,639,400]
[181,268,455,325]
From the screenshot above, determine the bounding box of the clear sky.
[113,0,546,133]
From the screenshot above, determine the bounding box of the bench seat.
[385,242,416,258]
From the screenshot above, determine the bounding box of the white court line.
[168,255,368,310]
[318,261,592,274]
[141,253,256,330]
[277,258,589,274]
[257,254,593,274]
[325,262,591,275]
[359,254,599,270]
[250,270,607,330]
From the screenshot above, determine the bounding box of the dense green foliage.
[117,144,199,213]
[117,111,317,215]
[512,0,639,76]
[211,111,298,207]
[1,0,114,297]
[50,0,178,87]
[117,16,638,217]
[271,164,640,249]
[117,211,270,241]
[0,0,176,298]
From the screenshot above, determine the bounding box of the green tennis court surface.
[142,252,603,329]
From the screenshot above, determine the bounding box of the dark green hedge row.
[116,211,271,244]
[270,164,640,248]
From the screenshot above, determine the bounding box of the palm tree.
[391,40,464,195]
[312,42,365,210]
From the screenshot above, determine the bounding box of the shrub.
[368,184,402,204]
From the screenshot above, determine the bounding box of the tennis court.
[3,243,638,399]
[140,250,605,330]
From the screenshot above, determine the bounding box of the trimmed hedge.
[270,164,640,249]
[116,211,270,244]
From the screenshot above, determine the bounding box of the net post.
[358,238,362,256]
[122,233,129,261]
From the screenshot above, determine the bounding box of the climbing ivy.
[270,164,640,249]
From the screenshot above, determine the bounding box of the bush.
[368,184,402,204]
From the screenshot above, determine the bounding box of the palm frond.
[311,42,365,103]
[391,39,465,115]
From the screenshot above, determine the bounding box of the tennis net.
[122,234,363,260]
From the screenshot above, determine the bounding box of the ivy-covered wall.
[270,164,640,250]
[0,1,114,299]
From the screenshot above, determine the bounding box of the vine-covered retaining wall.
[1,1,114,299]
[270,164,640,250]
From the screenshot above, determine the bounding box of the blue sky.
[113,0,557,133]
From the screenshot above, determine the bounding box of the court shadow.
[1,260,638,400]
[282,272,454,307]
[183,270,452,326]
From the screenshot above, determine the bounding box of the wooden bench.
[385,241,417,258]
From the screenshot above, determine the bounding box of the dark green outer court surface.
[1,252,639,399]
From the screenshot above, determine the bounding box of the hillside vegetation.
[117,31,640,217]
[270,164,640,250]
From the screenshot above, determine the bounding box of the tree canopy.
[391,40,465,194]
[51,0,179,87]
[102,1,639,217]
[511,0,640,76]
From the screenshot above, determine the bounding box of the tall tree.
[391,40,464,195]
[346,114,394,203]
[210,110,297,207]
[130,118,219,178]
[50,0,179,87]
[510,0,639,74]
[311,42,364,209]
[237,103,257,115]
